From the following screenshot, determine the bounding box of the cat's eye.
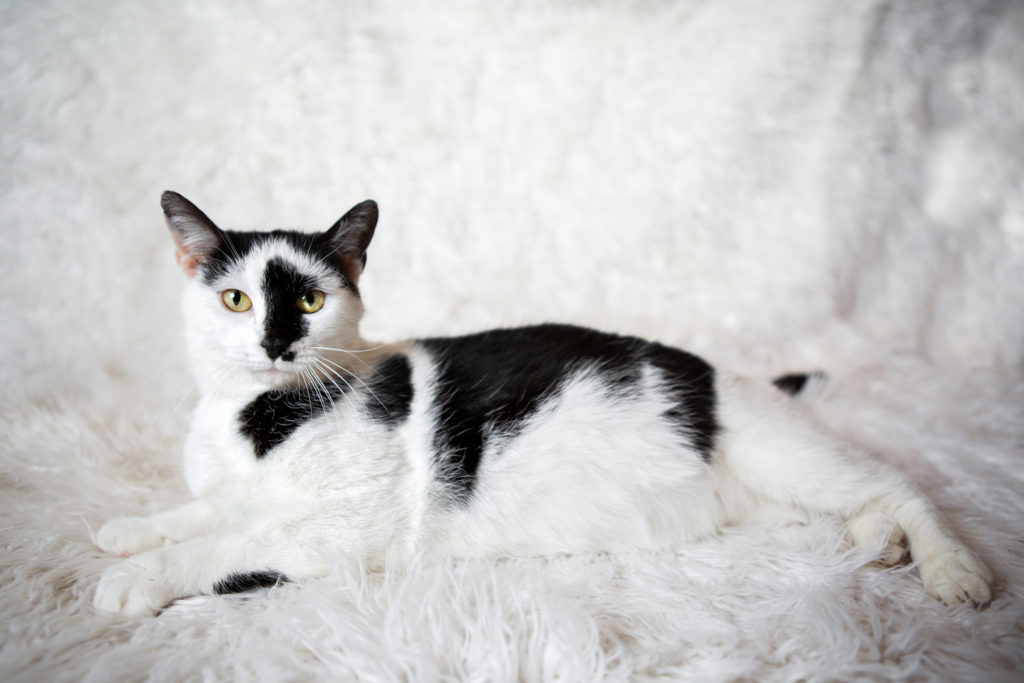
[297,290,325,313]
[221,289,252,312]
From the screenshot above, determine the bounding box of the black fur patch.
[645,342,718,460]
[419,324,718,505]
[213,570,287,594]
[772,371,826,397]
[239,383,347,459]
[261,257,313,360]
[196,229,357,293]
[362,354,414,425]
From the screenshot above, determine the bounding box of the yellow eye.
[297,290,325,313]
[221,289,252,312]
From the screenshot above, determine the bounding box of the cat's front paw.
[96,516,167,556]
[918,547,993,606]
[94,557,172,617]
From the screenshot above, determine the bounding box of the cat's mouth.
[248,360,301,383]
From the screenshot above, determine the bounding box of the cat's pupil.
[232,291,241,305]
[304,293,313,305]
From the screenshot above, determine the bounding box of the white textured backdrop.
[2,1,1023,680]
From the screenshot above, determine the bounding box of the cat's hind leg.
[846,509,907,567]
[715,375,993,605]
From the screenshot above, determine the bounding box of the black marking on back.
[195,229,358,294]
[644,342,718,459]
[362,354,414,425]
[213,570,287,595]
[261,257,313,360]
[419,324,718,506]
[239,382,348,459]
[772,371,827,397]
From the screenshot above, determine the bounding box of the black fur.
[239,383,347,459]
[644,342,718,459]
[195,229,357,292]
[419,324,718,506]
[213,570,287,594]
[362,354,415,425]
[772,371,826,397]
[261,257,313,360]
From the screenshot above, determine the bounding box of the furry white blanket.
[2,0,1022,680]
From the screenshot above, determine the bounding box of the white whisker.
[314,356,387,411]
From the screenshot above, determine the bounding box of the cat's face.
[162,192,378,393]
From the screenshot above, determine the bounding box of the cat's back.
[408,323,719,471]
[402,324,727,555]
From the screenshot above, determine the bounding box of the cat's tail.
[771,370,828,398]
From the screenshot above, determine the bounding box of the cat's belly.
[429,369,727,558]
[437,459,725,558]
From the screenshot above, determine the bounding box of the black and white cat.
[93,192,993,616]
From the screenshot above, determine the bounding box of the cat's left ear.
[325,200,378,285]
[161,191,227,279]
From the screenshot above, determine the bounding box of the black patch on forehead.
[195,229,356,294]
[261,257,313,360]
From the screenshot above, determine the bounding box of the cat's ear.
[325,200,378,284]
[161,191,227,279]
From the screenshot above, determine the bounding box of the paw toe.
[93,561,168,617]
[921,550,993,606]
[96,517,165,556]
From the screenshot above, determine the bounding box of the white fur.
[4,1,1023,679]
[93,240,992,616]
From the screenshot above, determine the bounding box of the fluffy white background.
[2,0,1023,680]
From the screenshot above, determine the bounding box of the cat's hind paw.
[918,548,993,606]
[847,511,908,567]
[94,557,173,617]
[96,516,167,557]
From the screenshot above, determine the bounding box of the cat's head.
[162,191,377,392]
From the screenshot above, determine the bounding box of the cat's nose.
[261,338,295,362]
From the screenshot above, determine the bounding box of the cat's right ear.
[161,191,227,279]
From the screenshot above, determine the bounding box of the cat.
[93,191,993,616]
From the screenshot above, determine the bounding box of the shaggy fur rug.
[2,0,1023,680]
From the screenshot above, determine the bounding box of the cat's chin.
[248,366,302,389]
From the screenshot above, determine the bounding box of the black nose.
[261,338,295,362]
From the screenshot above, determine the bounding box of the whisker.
[311,357,387,414]
[300,365,329,419]
[309,358,348,399]
[301,358,358,417]
[314,356,387,408]
[308,344,390,373]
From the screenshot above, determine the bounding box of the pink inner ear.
[342,257,363,285]
[175,248,200,279]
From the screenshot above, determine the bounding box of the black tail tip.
[772,370,828,397]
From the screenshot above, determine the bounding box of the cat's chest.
[236,389,332,459]
[186,386,370,488]
[183,395,271,493]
